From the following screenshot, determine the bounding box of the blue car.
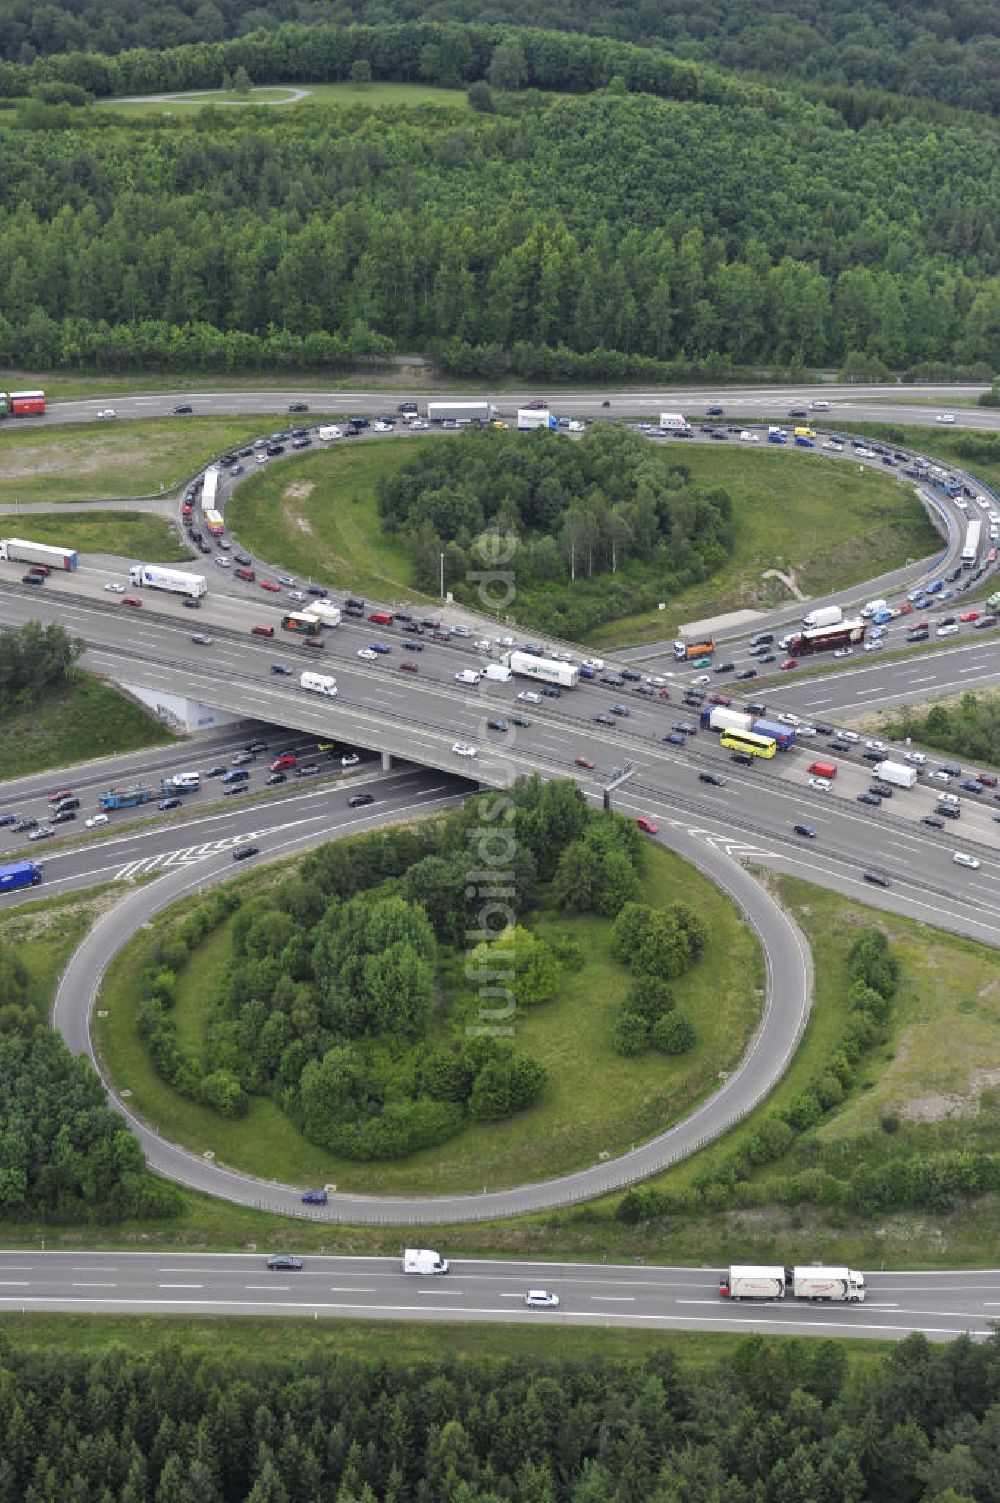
[663,732,686,745]
[306,585,328,597]
[370,642,391,654]
[402,641,424,651]
[158,796,181,811]
[301,1189,328,1206]
[579,665,596,679]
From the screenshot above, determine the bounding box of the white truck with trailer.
[201,465,220,513]
[873,759,918,789]
[427,402,497,424]
[506,651,580,688]
[302,600,342,628]
[403,1249,449,1275]
[0,537,78,570]
[802,605,843,630]
[300,671,338,697]
[128,564,207,599]
[659,412,692,432]
[720,1264,865,1302]
[517,408,558,431]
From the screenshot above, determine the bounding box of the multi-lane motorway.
[5,385,1000,1332]
[2,1252,999,1342]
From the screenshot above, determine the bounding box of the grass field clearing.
[96,81,471,117]
[0,510,187,562]
[96,836,761,1194]
[0,673,175,780]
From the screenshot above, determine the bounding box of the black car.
[610,703,630,716]
[787,407,808,419]
[936,803,961,819]
[863,871,890,887]
[0,813,15,828]
[869,783,893,798]
[541,686,561,698]
[793,824,816,838]
[938,763,962,777]
[14,818,38,832]
[288,402,309,412]
[699,772,726,786]
[759,653,777,663]
[814,723,834,735]
[620,668,641,681]
[921,815,944,829]
[245,740,268,753]
[348,793,375,808]
[731,750,754,766]
[829,739,852,752]
[509,714,532,728]
[750,632,774,647]
[862,749,883,762]
[745,702,767,716]
[663,732,686,746]
[266,443,285,457]
[419,617,441,629]
[633,683,654,696]
[714,661,735,674]
[225,784,249,797]
[601,674,625,686]
[736,668,758,680]
[206,765,227,777]
[486,718,508,732]
[594,714,616,727]
[234,553,252,566]
[265,1254,303,1270]
[710,430,729,440]
[673,721,696,735]
[401,623,422,635]
[172,403,193,414]
[233,844,259,860]
[266,772,287,786]
[402,641,423,652]
[857,792,881,806]
[271,662,292,675]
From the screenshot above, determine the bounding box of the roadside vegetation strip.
[0,418,279,504]
[0,510,188,563]
[0,672,174,781]
[97,82,473,116]
[95,830,761,1196]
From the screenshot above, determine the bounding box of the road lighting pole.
[439,551,445,600]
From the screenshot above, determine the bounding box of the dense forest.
[2,0,1000,118]
[4,1330,1000,1500]
[379,426,733,634]
[0,43,999,374]
[137,780,677,1161]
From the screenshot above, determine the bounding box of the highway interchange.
[4,384,1000,1336]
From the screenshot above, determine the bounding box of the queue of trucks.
[698,706,795,748]
[720,1265,866,1302]
[0,389,45,417]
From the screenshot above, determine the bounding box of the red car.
[708,692,731,706]
[977,772,998,788]
[575,756,595,769]
[303,637,325,649]
[657,688,671,699]
[636,817,659,835]
[988,547,998,564]
[48,788,73,803]
[399,661,418,672]
[780,658,798,670]
[897,601,914,615]
[270,754,296,772]
[181,502,193,516]
[960,611,979,622]
[260,580,281,592]
[121,596,142,608]
[250,624,274,638]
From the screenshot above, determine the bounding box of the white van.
[517,690,541,705]
[317,425,342,441]
[403,1249,449,1275]
[455,669,482,685]
[954,852,981,869]
[809,400,830,411]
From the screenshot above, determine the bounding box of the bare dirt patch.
[902,1066,1000,1125]
[283,482,316,503]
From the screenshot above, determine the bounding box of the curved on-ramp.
[53,811,811,1225]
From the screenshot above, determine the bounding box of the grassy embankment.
[0,675,175,780]
[227,438,941,646]
[94,835,761,1195]
[95,81,473,117]
[0,510,188,562]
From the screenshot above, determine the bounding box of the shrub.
[650,1012,695,1054]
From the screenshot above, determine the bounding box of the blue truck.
[99,786,153,811]
[752,717,796,750]
[0,860,42,893]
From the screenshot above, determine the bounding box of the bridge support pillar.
[381,750,393,772]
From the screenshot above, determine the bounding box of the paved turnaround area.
[0,1251,997,1342]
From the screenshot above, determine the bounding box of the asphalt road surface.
[1,1251,996,1342]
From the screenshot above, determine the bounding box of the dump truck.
[128,564,207,599]
[0,538,77,570]
[673,636,715,660]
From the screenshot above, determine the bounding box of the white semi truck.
[201,465,221,513]
[801,605,843,630]
[506,651,580,688]
[0,537,78,570]
[128,564,207,599]
[720,1265,866,1302]
[700,706,754,735]
[427,402,497,424]
[659,412,692,431]
[517,408,558,431]
[873,759,918,789]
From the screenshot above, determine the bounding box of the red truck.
[269,753,296,772]
[807,761,837,779]
[784,619,865,656]
[368,610,394,626]
[8,389,45,416]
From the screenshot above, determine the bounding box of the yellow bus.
[720,728,777,759]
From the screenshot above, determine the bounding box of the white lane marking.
[329,1286,379,1293]
[0,1281,30,1287]
[158,1283,204,1289]
[591,1295,635,1302]
[73,1282,117,1289]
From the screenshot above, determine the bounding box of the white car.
[936,413,957,424]
[739,430,759,442]
[96,408,116,419]
[692,673,710,685]
[865,739,886,752]
[929,770,954,783]
[373,421,392,432]
[648,676,667,687]
[839,730,859,742]
[808,777,832,792]
[452,743,477,758]
[797,726,817,737]
[408,419,429,430]
[954,852,981,869]
[937,623,959,636]
[214,555,230,568]
[903,750,927,765]
[256,453,268,464]
[341,753,360,767]
[452,625,471,637]
[822,440,844,452]
[863,639,884,651]
[104,582,125,593]
[498,635,516,648]
[278,575,296,586]
[567,420,585,432]
[833,647,852,658]
[524,1290,560,1307]
[357,648,378,660]
[582,656,606,670]
[85,812,109,828]
[777,713,800,726]
[287,590,306,602]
